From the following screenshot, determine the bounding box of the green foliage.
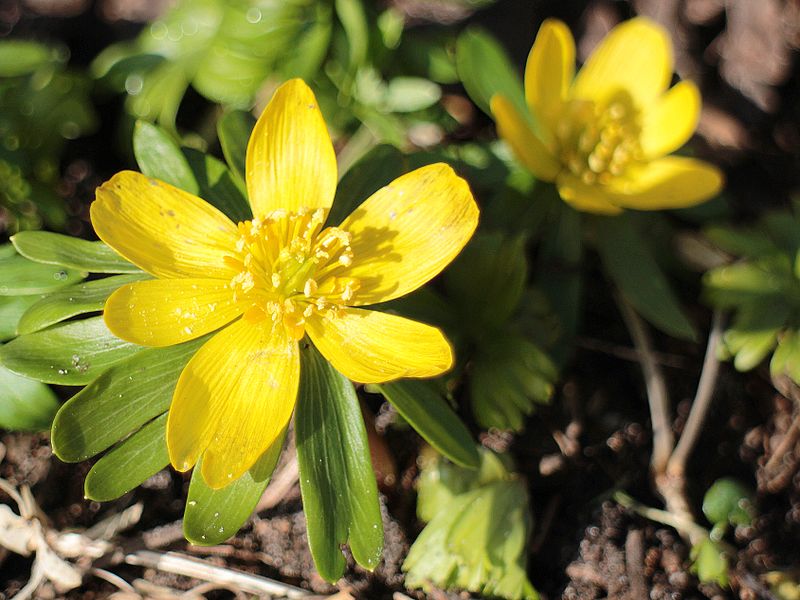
[703,209,800,380]
[374,380,479,469]
[594,214,697,341]
[445,232,559,430]
[690,478,755,587]
[84,414,169,501]
[0,40,96,233]
[690,537,729,587]
[295,343,383,582]
[185,430,285,545]
[702,477,755,531]
[133,120,251,222]
[0,362,59,431]
[404,448,539,600]
[455,26,527,121]
[92,0,331,129]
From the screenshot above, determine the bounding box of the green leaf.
[702,478,756,528]
[280,2,333,80]
[0,362,59,431]
[0,254,85,296]
[183,148,251,223]
[535,193,583,365]
[217,110,255,182]
[771,329,800,384]
[0,40,57,77]
[184,429,286,545]
[51,338,204,462]
[11,232,139,273]
[455,27,528,122]
[444,232,527,331]
[691,537,729,587]
[0,295,40,341]
[328,144,407,226]
[385,77,441,113]
[469,334,556,431]
[404,449,539,600]
[133,120,199,195]
[594,215,696,341]
[84,414,169,501]
[0,316,140,386]
[376,380,478,469]
[295,344,383,581]
[335,0,369,71]
[17,273,151,335]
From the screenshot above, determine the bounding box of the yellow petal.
[490,94,561,181]
[571,17,673,107]
[104,279,242,347]
[640,81,701,159]
[555,172,624,215]
[306,308,453,384]
[605,156,724,210]
[336,163,478,305]
[246,78,337,219]
[91,171,239,280]
[167,318,299,489]
[525,19,575,134]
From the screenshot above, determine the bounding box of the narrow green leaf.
[51,337,204,462]
[0,295,40,341]
[0,254,85,296]
[184,429,286,545]
[385,77,441,113]
[376,380,478,469]
[0,40,56,76]
[133,120,199,195]
[455,27,528,121]
[84,414,169,501]
[280,2,332,80]
[18,273,151,335]
[217,110,255,182]
[335,0,369,71]
[0,362,59,431]
[328,144,407,226]
[595,215,697,341]
[11,232,139,273]
[183,148,251,223]
[0,316,141,386]
[296,344,383,581]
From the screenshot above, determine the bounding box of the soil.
[3,0,800,599]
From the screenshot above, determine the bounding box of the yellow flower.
[91,79,479,489]
[490,17,723,215]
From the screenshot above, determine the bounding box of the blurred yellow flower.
[91,79,478,489]
[491,17,723,214]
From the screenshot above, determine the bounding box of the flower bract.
[491,17,723,214]
[91,78,479,489]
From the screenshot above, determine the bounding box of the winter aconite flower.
[491,17,723,214]
[91,79,478,489]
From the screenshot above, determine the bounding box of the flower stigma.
[224,207,360,340]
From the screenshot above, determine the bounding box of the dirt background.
[3,0,800,598]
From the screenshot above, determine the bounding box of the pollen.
[226,208,359,340]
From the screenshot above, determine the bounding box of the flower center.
[554,91,643,185]
[224,208,360,340]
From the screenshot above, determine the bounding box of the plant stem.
[668,311,724,478]
[616,294,674,475]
